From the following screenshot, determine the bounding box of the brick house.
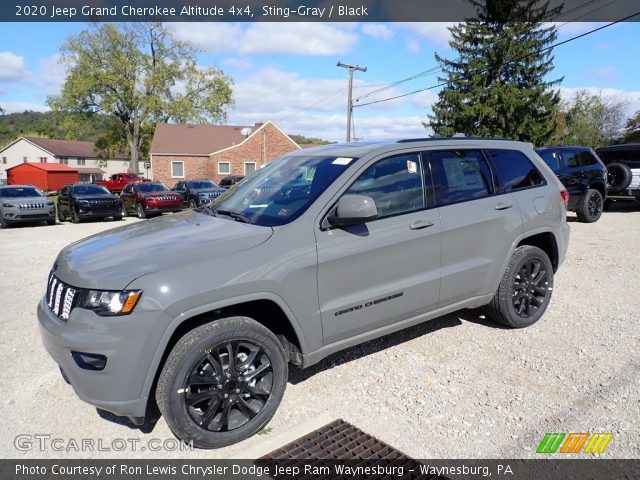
[149,121,300,186]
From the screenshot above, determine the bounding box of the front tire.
[576,188,604,223]
[156,317,287,449]
[189,199,197,210]
[136,203,146,219]
[57,206,66,222]
[487,246,554,328]
[71,207,81,224]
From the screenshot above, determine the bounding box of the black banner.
[3,0,640,22]
[2,459,640,480]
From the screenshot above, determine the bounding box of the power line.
[354,11,639,109]
[353,0,620,104]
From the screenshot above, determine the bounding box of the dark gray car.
[172,179,226,209]
[38,137,570,448]
[0,184,55,228]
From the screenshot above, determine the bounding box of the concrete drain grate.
[257,419,446,479]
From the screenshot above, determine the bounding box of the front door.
[315,152,441,344]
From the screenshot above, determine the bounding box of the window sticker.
[332,157,354,165]
[407,160,417,174]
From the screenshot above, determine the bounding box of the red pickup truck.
[95,173,149,193]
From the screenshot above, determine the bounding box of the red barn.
[6,163,79,192]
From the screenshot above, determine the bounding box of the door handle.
[494,202,513,210]
[410,220,435,230]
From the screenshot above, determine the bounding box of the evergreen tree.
[428,0,562,145]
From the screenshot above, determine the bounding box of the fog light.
[71,351,107,371]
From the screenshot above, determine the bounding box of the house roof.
[6,162,78,172]
[20,137,128,159]
[150,121,299,155]
[76,167,105,175]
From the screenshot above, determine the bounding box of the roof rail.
[396,136,513,143]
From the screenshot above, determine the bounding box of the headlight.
[46,201,54,206]
[78,289,142,316]
[78,200,90,206]
[2,203,16,208]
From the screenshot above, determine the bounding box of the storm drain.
[257,419,446,479]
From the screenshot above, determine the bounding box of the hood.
[75,194,119,201]
[141,191,180,198]
[2,196,51,205]
[54,210,273,290]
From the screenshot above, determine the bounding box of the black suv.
[172,179,226,209]
[596,143,640,202]
[58,184,123,223]
[535,146,607,222]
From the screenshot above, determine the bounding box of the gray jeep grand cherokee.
[38,137,570,448]
[0,184,56,228]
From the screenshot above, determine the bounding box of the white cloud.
[399,23,456,48]
[587,66,616,80]
[169,22,357,56]
[0,52,28,82]
[39,54,68,95]
[559,87,640,116]
[1,102,49,113]
[361,24,394,41]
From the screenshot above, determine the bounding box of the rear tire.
[156,317,287,449]
[576,188,603,223]
[57,206,65,222]
[487,246,554,328]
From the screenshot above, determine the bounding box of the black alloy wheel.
[511,259,550,318]
[587,191,603,220]
[184,341,273,432]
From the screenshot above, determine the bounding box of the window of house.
[23,157,28,163]
[430,150,493,206]
[487,149,545,191]
[218,162,231,174]
[244,162,257,175]
[59,157,68,165]
[171,161,185,178]
[345,153,425,218]
[77,158,86,166]
[2,157,6,165]
[39,157,47,163]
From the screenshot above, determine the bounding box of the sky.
[1,21,639,142]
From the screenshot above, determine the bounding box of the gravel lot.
[1,205,639,459]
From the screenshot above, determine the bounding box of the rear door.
[120,183,135,211]
[316,151,441,344]
[430,149,523,306]
[557,149,583,210]
[58,186,71,216]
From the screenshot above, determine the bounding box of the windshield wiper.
[213,208,251,224]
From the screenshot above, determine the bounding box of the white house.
[0,137,146,184]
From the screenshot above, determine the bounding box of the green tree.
[428,0,562,145]
[48,23,234,173]
[552,90,627,147]
[620,109,640,144]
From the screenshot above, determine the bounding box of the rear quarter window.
[487,149,545,192]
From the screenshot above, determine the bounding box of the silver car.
[38,137,570,448]
[0,184,56,228]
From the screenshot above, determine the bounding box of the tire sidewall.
[582,189,603,222]
[136,203,146,219]
[160,318,287,449]
[502,247,554,328]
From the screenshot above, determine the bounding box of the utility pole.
[337,61,367,142]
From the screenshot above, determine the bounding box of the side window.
[578,150,597,166]
[344,153,425,219]
[487,149,545,192]
[538,150,561,173]
[430,149,492,206]
[123,184,132,194]
[560,150,580,168]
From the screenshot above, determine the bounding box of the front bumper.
[143,204,182,214]
[77,205,122,219]
[37,297,170,418]
[2,208,55,223]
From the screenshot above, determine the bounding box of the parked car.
[595,143,640,203]
[95,172,149,194]
[57,183,123,223]
[218,175,245,189]
[121,181,182,219]
[173,179,226,209]
[38,137,570,449]
[0,184,55,228]
[535,146,607,222]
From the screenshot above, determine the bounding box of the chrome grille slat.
[46,273,78,321]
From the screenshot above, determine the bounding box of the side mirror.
[328,194,378,227]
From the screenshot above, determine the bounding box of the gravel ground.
[1,204,639,459]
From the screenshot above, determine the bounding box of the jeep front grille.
[19,203,46,209]
[46,273,77,321]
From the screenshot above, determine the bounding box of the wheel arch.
[589,181,607,199]
[139,294,307,413]
[515,230,559,272]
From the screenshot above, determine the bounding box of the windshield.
[208,155,356,226]
[71,185,110,195]
[0,187,43,198]
[138,183,170,193]
[188,180,218,189]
